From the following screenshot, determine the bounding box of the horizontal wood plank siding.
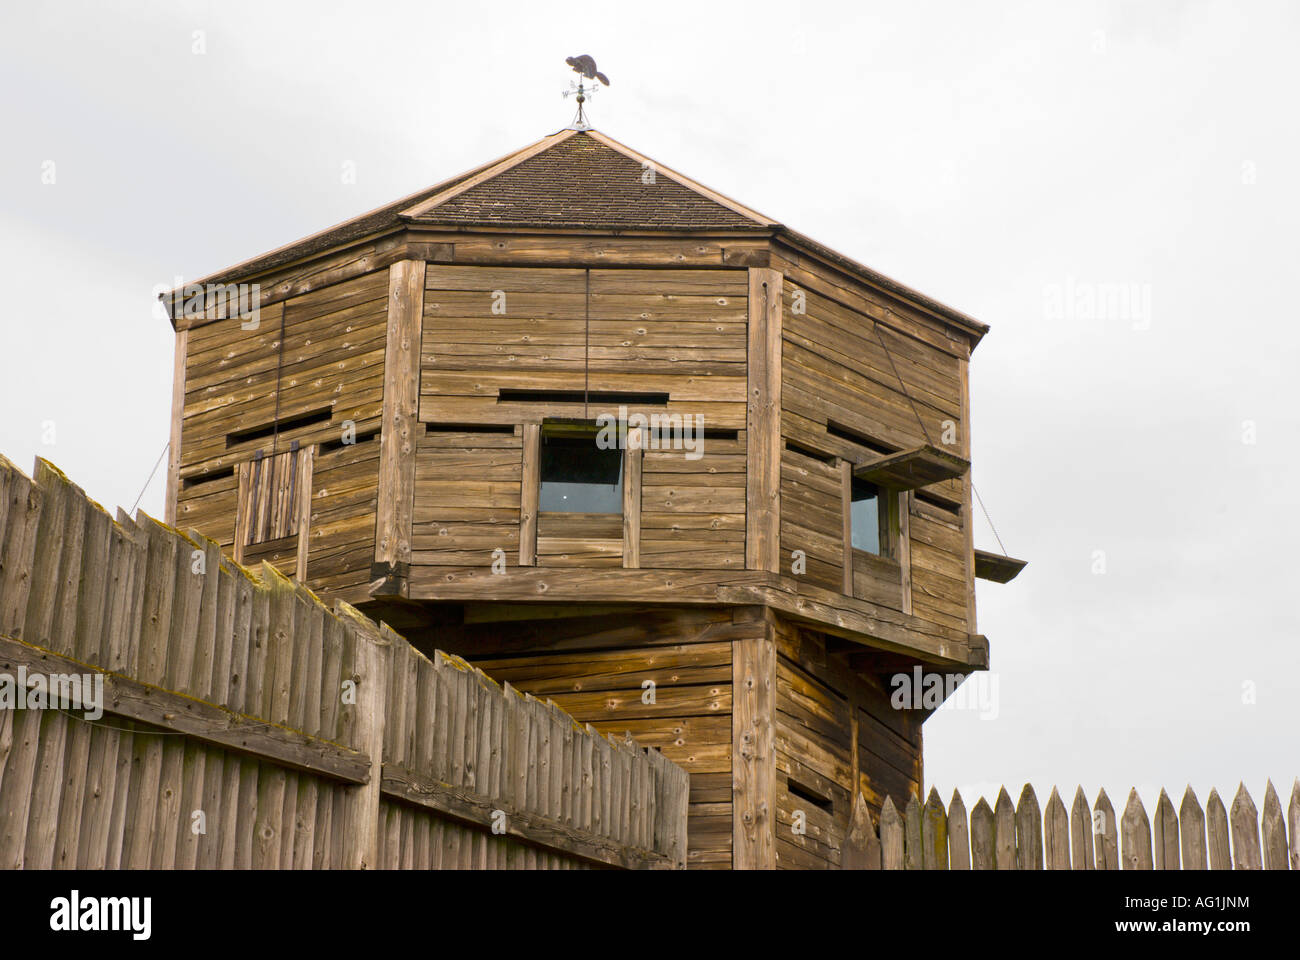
[179,270,390,603]
[642,432,746,570]
[305,435,382,604]
[780,447,843,591]
[779,268,972,633]
[413,429,523,567]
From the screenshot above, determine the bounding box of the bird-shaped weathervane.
[562,55,609,129]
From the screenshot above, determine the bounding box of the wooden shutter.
[235,442,314,578]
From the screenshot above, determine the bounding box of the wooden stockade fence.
[840,782,1299,870]
[0,456,689,869]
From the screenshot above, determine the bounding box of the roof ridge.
[403,130,772,231]
[399,128,582,219]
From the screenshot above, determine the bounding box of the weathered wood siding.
[413,427,523,567]
[641,431,746,570]
[420,266,748,425]
[177,271,389,601]
[908,496,968,631]
[779,447,843,591]
[773,623,924,869]
[414,264,749,577]
[439,607,758,870]
[306,433,381,604]
[777,259,973,631]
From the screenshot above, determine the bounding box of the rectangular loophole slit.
[787,778,834,813]
[182,466,234,490]
[227,407,333,448]
[319,429,381,455]
[498,389,670,406]
[425,422,516,435]
[915,490,961,514]
[827,421,896,457]
[786,441,836,464]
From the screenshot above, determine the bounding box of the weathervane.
[563,55,610,130]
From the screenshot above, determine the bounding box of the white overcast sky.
[2,0,1296,813]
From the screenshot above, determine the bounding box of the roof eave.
[775,227,990,348]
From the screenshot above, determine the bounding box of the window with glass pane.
[539,428,623,513]
[850,478,880,554]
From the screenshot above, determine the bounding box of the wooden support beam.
[164,327,187,526]
[0,634,370,784]
[622,426,643,568]
[746,267,782,573]
[374,259,426,595]
[853,444,969,491]
[233,461,250,566]
[294,446,315,582]
[403,565,985,668]
[840,459,854,596]
[732,630,776,869]
[380,760,673,870]
[958,358,976,631]
[519,423,540,566]
[974,549,1028,583]
[899,492,913,615]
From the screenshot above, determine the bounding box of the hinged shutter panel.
[235,443,314,576]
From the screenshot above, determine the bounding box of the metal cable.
[130,442,170,515]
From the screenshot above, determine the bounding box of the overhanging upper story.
[161,128,1006,674]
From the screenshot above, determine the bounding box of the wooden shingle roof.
[168,127,988,341]
[404,131,768,230]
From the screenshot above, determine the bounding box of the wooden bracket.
[973,549,1027,583]
[853,444,969,491]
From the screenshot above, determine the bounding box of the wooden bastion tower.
[161,127,1022,869]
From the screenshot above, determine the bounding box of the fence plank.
[1179,787,1207,870]
[1094,789,1119,870]
[1153,788,1179,869]
[22,710,68,869]
[104,724,135,869]
[22,460,70,652]
[1044,787,1069,869]
[0,456,44,638]
[948,789,970,870]
[994,787,1016,870]
[74,505,112,667]
[842,791,879,869]
[903,795,923,870]
[1206,788,1231,869]
[78,722,121,869]
[1070,787,1093,869]
[1261,781,1288,870]
[197,745,225,869]
[970,797,995,870]
[1016,785,1043,870]
[1121,789,1152,869]
[345,612,391,869]
[880,796,904,869]
[1229,783,1261,870]
[922,787,948,869]
[1289,780,1300,870]
[52,715,92,868]
[151,737,186,868]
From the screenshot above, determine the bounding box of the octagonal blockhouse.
[162,127,1012,869]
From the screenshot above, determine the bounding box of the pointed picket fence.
[846,781,1298,870]
[0,455,689,869]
